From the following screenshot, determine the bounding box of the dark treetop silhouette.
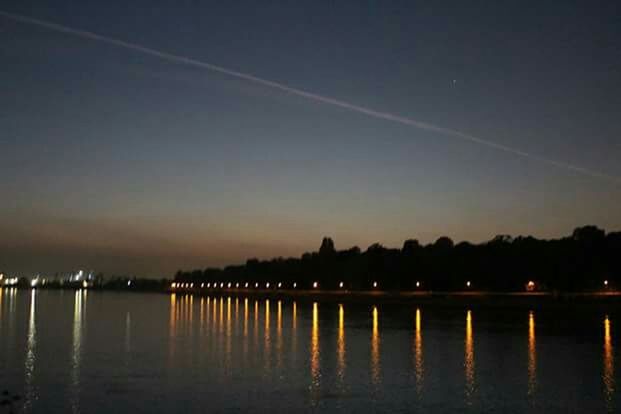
[173,226,621,292]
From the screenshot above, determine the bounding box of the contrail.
[2,10,619,184]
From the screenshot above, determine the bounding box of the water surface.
[0,289,618,413]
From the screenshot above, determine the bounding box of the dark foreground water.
[0,289,619,413]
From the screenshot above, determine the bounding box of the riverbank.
[6,285,621,308]
[165,287,621,308]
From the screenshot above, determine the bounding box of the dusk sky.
[1,1,620,277]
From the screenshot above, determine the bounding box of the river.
[0,288,618,413]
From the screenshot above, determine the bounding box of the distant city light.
[220,282,224,288]
[228,282,232,288]
[190,283,193,288]
[4,277,18,286]
[201,283,204,288]
[245,282,249,288]
[339,282,344,288]
[207,282,211,288]
[278,282,282,288]
[171,283,176,288]
[128,280,132,287]
[255,283,259,288]
[466,281,471,287]
[313,282,318,288]
[416,281,420,288]
[373,281,378,288]
[604,280,609,287]
[236,283,239,288]
[293,282,297,288]
[266,282,270,288]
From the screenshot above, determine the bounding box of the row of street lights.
[169,279,612,291]
[170,280,434,290]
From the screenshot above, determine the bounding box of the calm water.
[0,289,619,413]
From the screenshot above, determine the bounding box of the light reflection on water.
[464,309,475,405]
[276,300,283,370]
[414,308,423,398]
[71,290,86,414]
[528,311,536,401]
[23,290,37,413]
[264,299,271,377]
[337,304,346,387]
[371,306,381,389]
[310,302,320,406]
[604,315,614,411]
[0,291,619,413]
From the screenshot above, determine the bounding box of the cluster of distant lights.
[1,274,19,286]
[0,272,100,289]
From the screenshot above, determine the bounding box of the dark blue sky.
[1,1,620,276]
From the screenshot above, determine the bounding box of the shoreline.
[6,286,621,307]
[165,288,621,308]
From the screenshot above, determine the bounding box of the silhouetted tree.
[173,226,621,292]
[319,237,336,256]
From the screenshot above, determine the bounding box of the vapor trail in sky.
[2,10,619,184]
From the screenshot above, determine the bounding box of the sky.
[1,1,620,277]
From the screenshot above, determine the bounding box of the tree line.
[174,225,621,292]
